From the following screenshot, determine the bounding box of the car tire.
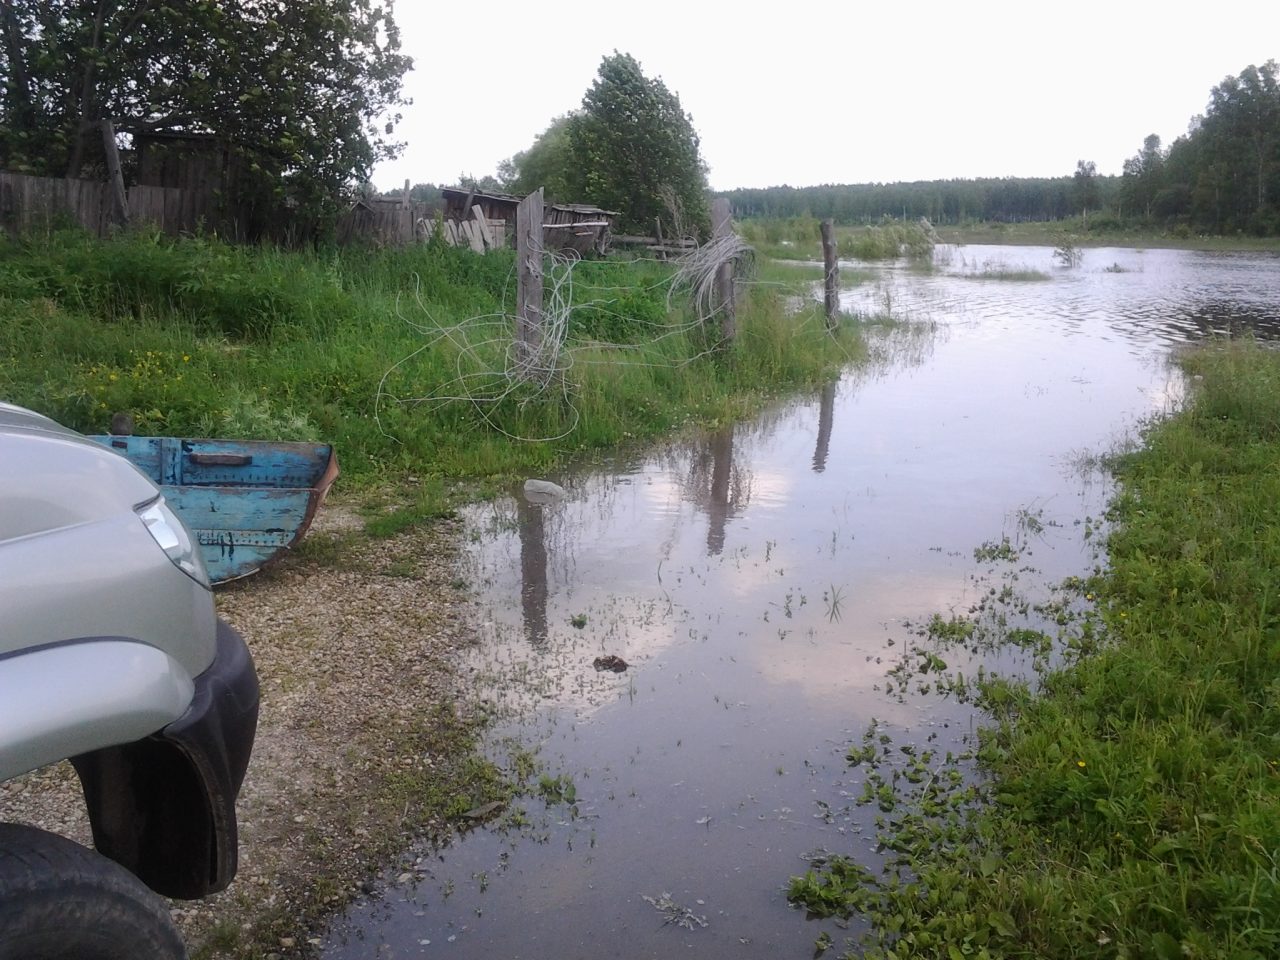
[0,822,188,960]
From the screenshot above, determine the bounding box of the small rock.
[523,479,567,504]
[592,655,629,673]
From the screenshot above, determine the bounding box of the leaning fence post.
[821,218,839,331]
[515,189,544,376]
[711,198,736,345]
[100,120,130,228]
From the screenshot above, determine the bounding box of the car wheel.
[0,822,187,960]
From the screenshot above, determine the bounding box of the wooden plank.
[100,120,130,227]
[471,203,493,249]
[461,219,482,253]
[488,218,507,248]
[515,189,544,374]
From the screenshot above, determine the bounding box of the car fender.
[0,638,194,782]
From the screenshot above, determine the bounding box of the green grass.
[0,229,864,524]
[958,267,1051,282]
[790,338,1280,959]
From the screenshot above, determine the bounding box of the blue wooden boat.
[90,435,339,584]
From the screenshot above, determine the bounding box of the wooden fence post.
[100,120,130,228]
[515,189,544,375]
[711,198,736,344]
[821,218,839,331]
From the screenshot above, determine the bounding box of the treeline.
[723,60,1280,237]
[1119,61,1280,234]
[722,176,1113,225]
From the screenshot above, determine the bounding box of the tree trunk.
[0,3,34,134]
[66,0,109,178]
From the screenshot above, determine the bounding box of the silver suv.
[0,402,258,960]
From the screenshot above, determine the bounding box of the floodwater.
[321,244,1280,958]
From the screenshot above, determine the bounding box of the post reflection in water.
[678,423,753,556]
[812,380,837,473]
[517,495,548,644]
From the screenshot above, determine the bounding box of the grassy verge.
[789,339,1280,958]
[0,229,864,527]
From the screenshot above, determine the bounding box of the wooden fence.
[2,170,526,253]
[0,171,195,237]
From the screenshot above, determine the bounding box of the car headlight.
[137,497,211,588]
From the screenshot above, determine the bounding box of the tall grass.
[0,230,862,493]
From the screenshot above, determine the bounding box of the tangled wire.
[375,235,754,444]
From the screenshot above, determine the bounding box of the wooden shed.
[440,187,619,255]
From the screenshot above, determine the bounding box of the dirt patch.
[0,493,504,958]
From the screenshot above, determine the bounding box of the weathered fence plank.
[471,204,493,249]
[101,121,130,227]
[515,189,545,375]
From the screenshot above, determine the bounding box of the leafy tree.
[565,52,709,237]
[0,0,411,229]
[408,182,443,205]
[1120,134,1164,219]
[454,172,504,194]
[1073,160,1100,219]
[498,114,575,200]
[1198,60,1280,232]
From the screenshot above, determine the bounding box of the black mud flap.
[71,619,259,900]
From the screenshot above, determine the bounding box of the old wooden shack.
[440,188,618,255]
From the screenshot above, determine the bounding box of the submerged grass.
[0,230,865,525]
[791,338,1280,958]
[959,267,1051,282]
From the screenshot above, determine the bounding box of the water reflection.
[812,381,837,473]
[321,245,1280,960]
[680,424,749,556]
[516,495,549,645]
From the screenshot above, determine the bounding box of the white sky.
[374,1,1280,193]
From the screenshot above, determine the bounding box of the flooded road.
[321,244,1280,958]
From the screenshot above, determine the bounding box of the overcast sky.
[373,1,1280,193]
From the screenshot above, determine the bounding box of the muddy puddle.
[321,244,1280,958]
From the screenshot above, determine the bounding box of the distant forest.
[722,60,1280,236]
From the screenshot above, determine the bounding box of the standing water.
[321,245,1280,958]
